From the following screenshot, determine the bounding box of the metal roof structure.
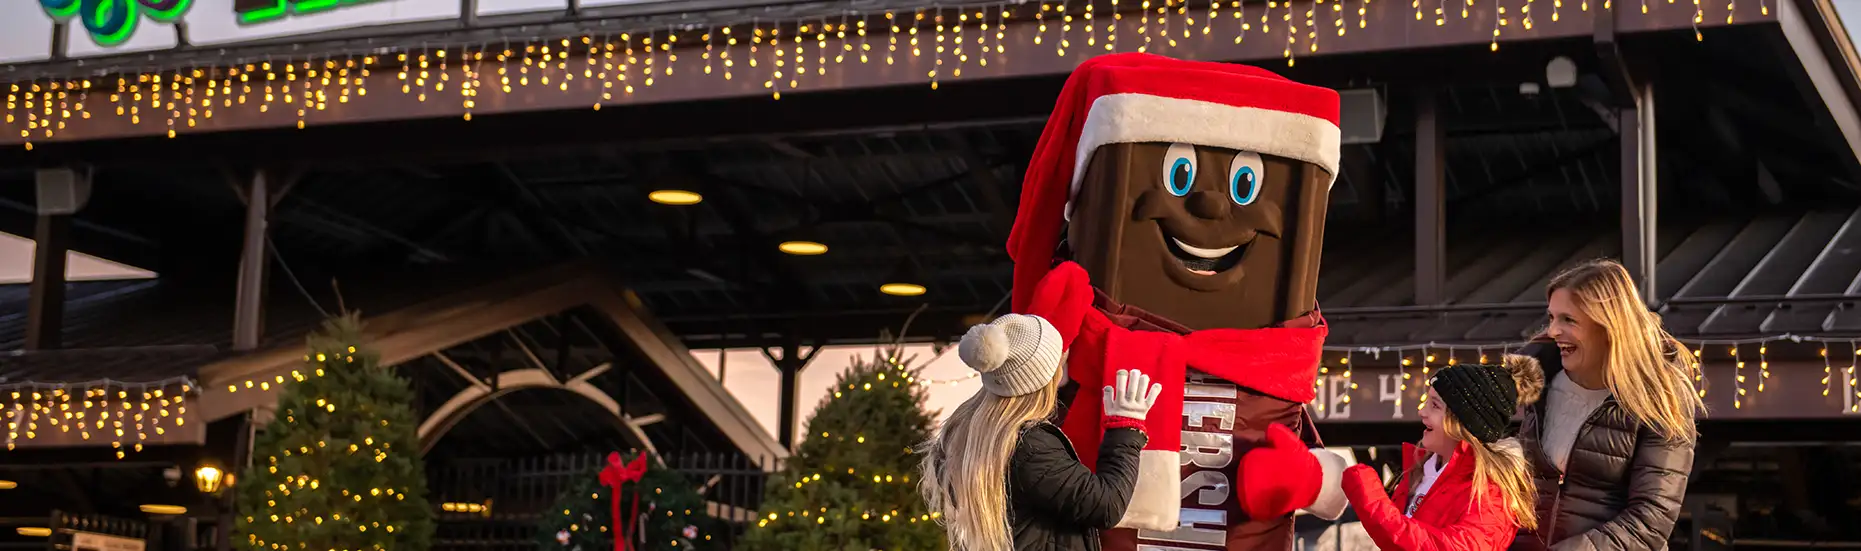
[0,28,1857,357]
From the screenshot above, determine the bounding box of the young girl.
[919,313,1160,551]
[1342,355,1546,551]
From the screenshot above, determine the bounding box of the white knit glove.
[1102,369,1163,421]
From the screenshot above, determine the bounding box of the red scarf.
[1023,262,1326,468]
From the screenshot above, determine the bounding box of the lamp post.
[195,464,229,496]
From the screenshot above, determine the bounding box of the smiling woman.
[1511,259,1704,551]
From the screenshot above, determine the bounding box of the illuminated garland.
[0,376,197,455]
[1322,333,1861,414]
[1,0,1766,150]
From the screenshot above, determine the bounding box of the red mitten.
[1238,424,1323,520]
[1025,261,1094,348]
[1340,463,1385,506]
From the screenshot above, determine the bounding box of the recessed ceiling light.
[0,480,16,490]
[648,190,703,205]
[17,527,51,537]
[139,504,187,515]
[778,241,828,255]
[880,283,927,297]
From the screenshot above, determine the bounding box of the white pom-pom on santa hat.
[958,314,1064,397]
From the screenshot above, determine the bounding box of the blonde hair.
[1408,355,1544,530]
[1547,259,1705,443]
[918,367,1064,551]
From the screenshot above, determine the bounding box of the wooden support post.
[764,331,820,452]
[233,170,272,351]
[1599,4,1657,303]
[776,352,802,451]
[1414,90,1447,305]
[1622,81,1658,303]
[25,167,86,351]
[25,213,69,351]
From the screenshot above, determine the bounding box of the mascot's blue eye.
[1227,151,1266,206]
[1169,159,1194,196]
[1230,167,1258,205]
[1162,143,1198,197]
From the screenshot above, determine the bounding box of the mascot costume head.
[1010,53,1350,551]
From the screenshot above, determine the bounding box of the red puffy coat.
[1342,442,1519,551]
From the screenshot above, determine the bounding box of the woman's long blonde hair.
[917,366,1064,551]
[1547,259,1706,443]
[1407,355,1545,529]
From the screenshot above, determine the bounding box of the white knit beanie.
[958,314,1065,397]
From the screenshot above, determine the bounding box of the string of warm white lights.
[2,0,1765,150]
[755,506,939,528]
[0,376,196,455]
[1324,333,1861,414]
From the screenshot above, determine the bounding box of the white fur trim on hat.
[1064,93,1341,220]
[1115,449,1182,531]
[958,314,1064,397]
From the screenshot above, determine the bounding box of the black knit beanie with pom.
[1429,363,1519,443]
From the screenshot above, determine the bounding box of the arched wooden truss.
[414,358,666,457]
[195,264,786,460]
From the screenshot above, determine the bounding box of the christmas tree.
[535,452,724,551]
[738,345,945,551]
[235,314,435,551]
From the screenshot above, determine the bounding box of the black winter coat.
[1007,422,1147,551]
[1511,341,1695,551]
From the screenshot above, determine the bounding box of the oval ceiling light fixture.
[16,527,51,537]
[880,283,927,297]
[647,189,704,206]
[0,480,16,490]
[139,504,187,516]
[777,240,829,256]
[880,261,928,296]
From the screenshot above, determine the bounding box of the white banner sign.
[0,0,669,66]
[70,531,146,551]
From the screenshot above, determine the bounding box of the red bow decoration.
[599,451,650,551]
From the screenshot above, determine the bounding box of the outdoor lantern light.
[196,464,226,494]
[879,262,928,297]
[16,527,51,537]
[139,504,187,516]
[0,480,16,490]
[648,189,703,205]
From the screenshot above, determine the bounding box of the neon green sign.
[40,0,193,47]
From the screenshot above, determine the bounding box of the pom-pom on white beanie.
[958,314,1065,397]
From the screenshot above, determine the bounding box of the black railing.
[427,452,779,551]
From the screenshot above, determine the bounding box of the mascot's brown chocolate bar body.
[1008,54,1349,551]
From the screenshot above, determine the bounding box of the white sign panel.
[70,532,146,551]
[0,0,517,65]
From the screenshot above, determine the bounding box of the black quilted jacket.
[1511,341,1696,551]
[1007,422,1146,551]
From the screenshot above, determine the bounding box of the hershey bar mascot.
[1010,53,1349,551]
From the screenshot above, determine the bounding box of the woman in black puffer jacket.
[1511,260,1704,551]
[919,314,1159,551]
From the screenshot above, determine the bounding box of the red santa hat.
[1008,53,1341,314]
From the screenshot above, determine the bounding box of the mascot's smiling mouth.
[1158,227,1256,276]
